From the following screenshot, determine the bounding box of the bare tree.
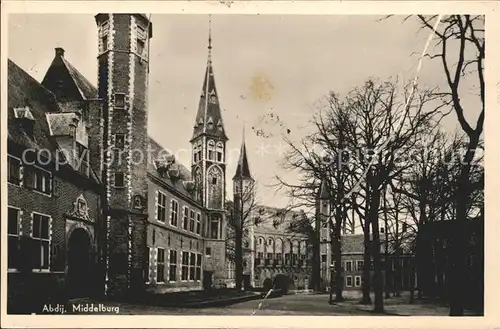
[414,15,484,315]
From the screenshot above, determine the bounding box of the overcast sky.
[8,14,481,209]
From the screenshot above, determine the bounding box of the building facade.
[7,13,233,312]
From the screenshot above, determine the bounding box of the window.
[145,247,150,283]
[189,252,196,281]
[267,238,273,246]
[157,191,167,222]
[207,140,215,161]
[193,142,202,163]
[210,219,219,239]
[102,35,108,52]
[345,261,352,272]
[354,276,361,287]
[257,252,264,266]
[169,250,177,282]
[182,207,189,230]
[216,142,224,162]
[285,254,291,265]
[292,253,298,266]
[8,156,21,185]
[275,253,282,264]
[346,276,353,287]
[189,210,195,232]
[211,177,217,185]
[114,172,124,188]
[32,213,50,270]
[137,39,145,57]
[321,254,327,263]
[356,260,364,271]
[196,254,202,281]
[181,252,189,281]
[8,207,20,269]
[157,248,165,283]
[196,213,201,235]
[205,247,212,256]
[115,134,125,150]
[258,237,263,245]
[380,227,385,234]
[170,200,179,226]
[24,166,52,195]
[76,142,89,176]
[114,93,126,109]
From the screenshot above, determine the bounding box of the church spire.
[233,125,253,180]
[191,15,227,142]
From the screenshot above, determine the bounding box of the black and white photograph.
[2,2,496,326]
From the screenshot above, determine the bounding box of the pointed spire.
[318,179,330,200]
[233,124,253,181]
[191,15,228,142]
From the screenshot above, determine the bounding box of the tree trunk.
[334,224,344,302]
[361,220,372,304]
[235,227,243,290]
[370,188,384,313]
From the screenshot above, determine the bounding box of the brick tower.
[190,18,229,286]
[95,13,152,295]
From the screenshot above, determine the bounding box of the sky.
[8,14,481,210]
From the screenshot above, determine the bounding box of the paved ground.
[91,293,479,316]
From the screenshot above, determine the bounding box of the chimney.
[55,47,65,57]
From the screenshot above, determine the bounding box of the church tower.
[233,128,255,288]
[316,179,332,284]
[95,13,152,295]
[190,17,228,284]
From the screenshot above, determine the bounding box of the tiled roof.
[8,59,101,184]
[8,59,61,153]
[62,58,97,100]
[46,112,78,136]
[341,234,364,254]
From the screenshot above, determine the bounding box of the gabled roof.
[191,35,227,142]
[8,59,100,184]
[41,48,97,102]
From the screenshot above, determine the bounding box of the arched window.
[207,140,215,161]
[193,141,202,163]
[267,238,273,247]
[216,142,224,162]
[258,237,264,245]
[207,165,223,209]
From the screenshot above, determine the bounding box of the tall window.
[216,142,224,162]
[136,25,146,57]
[189,252,196,281]
[102,35,108,52]
[345,260,353,272]
[8,207,20,270]
[196,254,202,281]
[32,213,50,270]
[157,248,165,283]
[193,142,202,163]
[354,276,361,287]
[292,253,298,266]
[24,166,52,195]
[157,191,166,222]
[182,207,189,230]
[210,218,219,239]
[346,276,353,287]
[321,254,327,263]
[189,210,195,232]
[8,156,21,185]
[170,199,179,226]
[181,252,189,281]
[169,250,177,282]
[76,142,89,176]
[257,252,264,266]
[266,253,273,266]
[356,260,364,271]
[207,140,215,161]
[99,20,109,53]
[276,253,282,265]
[196,213,201,235]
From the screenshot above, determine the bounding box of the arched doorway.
[67,228,92,298]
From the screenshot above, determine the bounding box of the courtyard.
[87,293,480,316]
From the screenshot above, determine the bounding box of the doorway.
[67,228,92,298]
[203,271,213,290]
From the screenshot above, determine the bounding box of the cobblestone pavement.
[97,293,476,316]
